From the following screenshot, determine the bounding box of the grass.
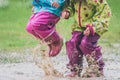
[0,0,120,52]
[0,0,37,51]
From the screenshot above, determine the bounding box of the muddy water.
[0,46,120,80]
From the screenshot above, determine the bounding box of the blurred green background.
[0,0,120,52]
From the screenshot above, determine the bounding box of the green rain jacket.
[66,0,111,36]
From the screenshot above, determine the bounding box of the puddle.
[0,46,120,80]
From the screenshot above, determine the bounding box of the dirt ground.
[0,44,120,80]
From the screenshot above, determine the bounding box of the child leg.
[26,14,40,38]
[26,12,62,57]
[66,31,84,77]
[79,34,104,77]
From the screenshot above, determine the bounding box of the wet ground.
[0,44,120,80]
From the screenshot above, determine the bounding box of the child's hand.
[32,6,34,13]
[84,27,90,36]
[61,10,70,19]
[51,1,60,8]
